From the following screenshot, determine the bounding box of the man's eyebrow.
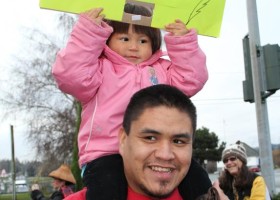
[140,128,160,134]
[140,128,193,138]
[174,133,193,139]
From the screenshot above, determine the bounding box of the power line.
[193,95,279,102]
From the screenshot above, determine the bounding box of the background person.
[213,141,271,200]
[31,164,76,200]
[52,2,208,200]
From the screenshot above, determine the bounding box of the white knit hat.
[222,141,247,164]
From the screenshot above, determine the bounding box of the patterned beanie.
[222,141,247,164]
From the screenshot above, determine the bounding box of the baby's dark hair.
[106,3,162,53]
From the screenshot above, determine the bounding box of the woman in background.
[213,141,270,200]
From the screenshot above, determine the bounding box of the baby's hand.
[164,19,189,36]
[82,8,105,25]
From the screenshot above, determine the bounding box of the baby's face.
[108,25,153,64]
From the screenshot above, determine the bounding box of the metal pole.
[246,0,275,195]
[10,125,16,200]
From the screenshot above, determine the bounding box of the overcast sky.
[0,0,279,162]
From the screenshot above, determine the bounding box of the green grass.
[0,177,53,200]
[0,192,29,200]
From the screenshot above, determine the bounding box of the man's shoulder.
[64,188,87,200]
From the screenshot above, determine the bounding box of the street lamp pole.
[10,125,16,200]
[246,0,275,195]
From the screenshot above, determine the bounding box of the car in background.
[247,156,261,172]
[249,166,261,172]
[15,179,29,193]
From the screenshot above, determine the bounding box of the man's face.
[119,106,193,198]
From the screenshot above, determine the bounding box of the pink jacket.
[52,15,208,167]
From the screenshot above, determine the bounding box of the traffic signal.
[242,35,280,103]
[242,35,255,103]
[262,44,280,92]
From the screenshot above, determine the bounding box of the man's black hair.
[122,84,197,134]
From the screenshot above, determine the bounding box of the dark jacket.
[81,155,211,200]
[31,190,64,200]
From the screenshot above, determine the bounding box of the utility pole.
[246,0,275,195]
[10,125,16,200]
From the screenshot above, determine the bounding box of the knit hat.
[49,164,76,184]
[222,141,247,164]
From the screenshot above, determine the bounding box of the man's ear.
[118,127,127,155]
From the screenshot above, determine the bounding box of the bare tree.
[0,13,78,172]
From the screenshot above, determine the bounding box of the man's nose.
[154,141,175,160]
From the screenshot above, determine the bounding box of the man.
[65,84,211,199]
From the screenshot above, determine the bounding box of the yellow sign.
[40,0,226,37]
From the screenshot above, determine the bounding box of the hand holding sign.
[82,7,105,26]
[164,19,189,36]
